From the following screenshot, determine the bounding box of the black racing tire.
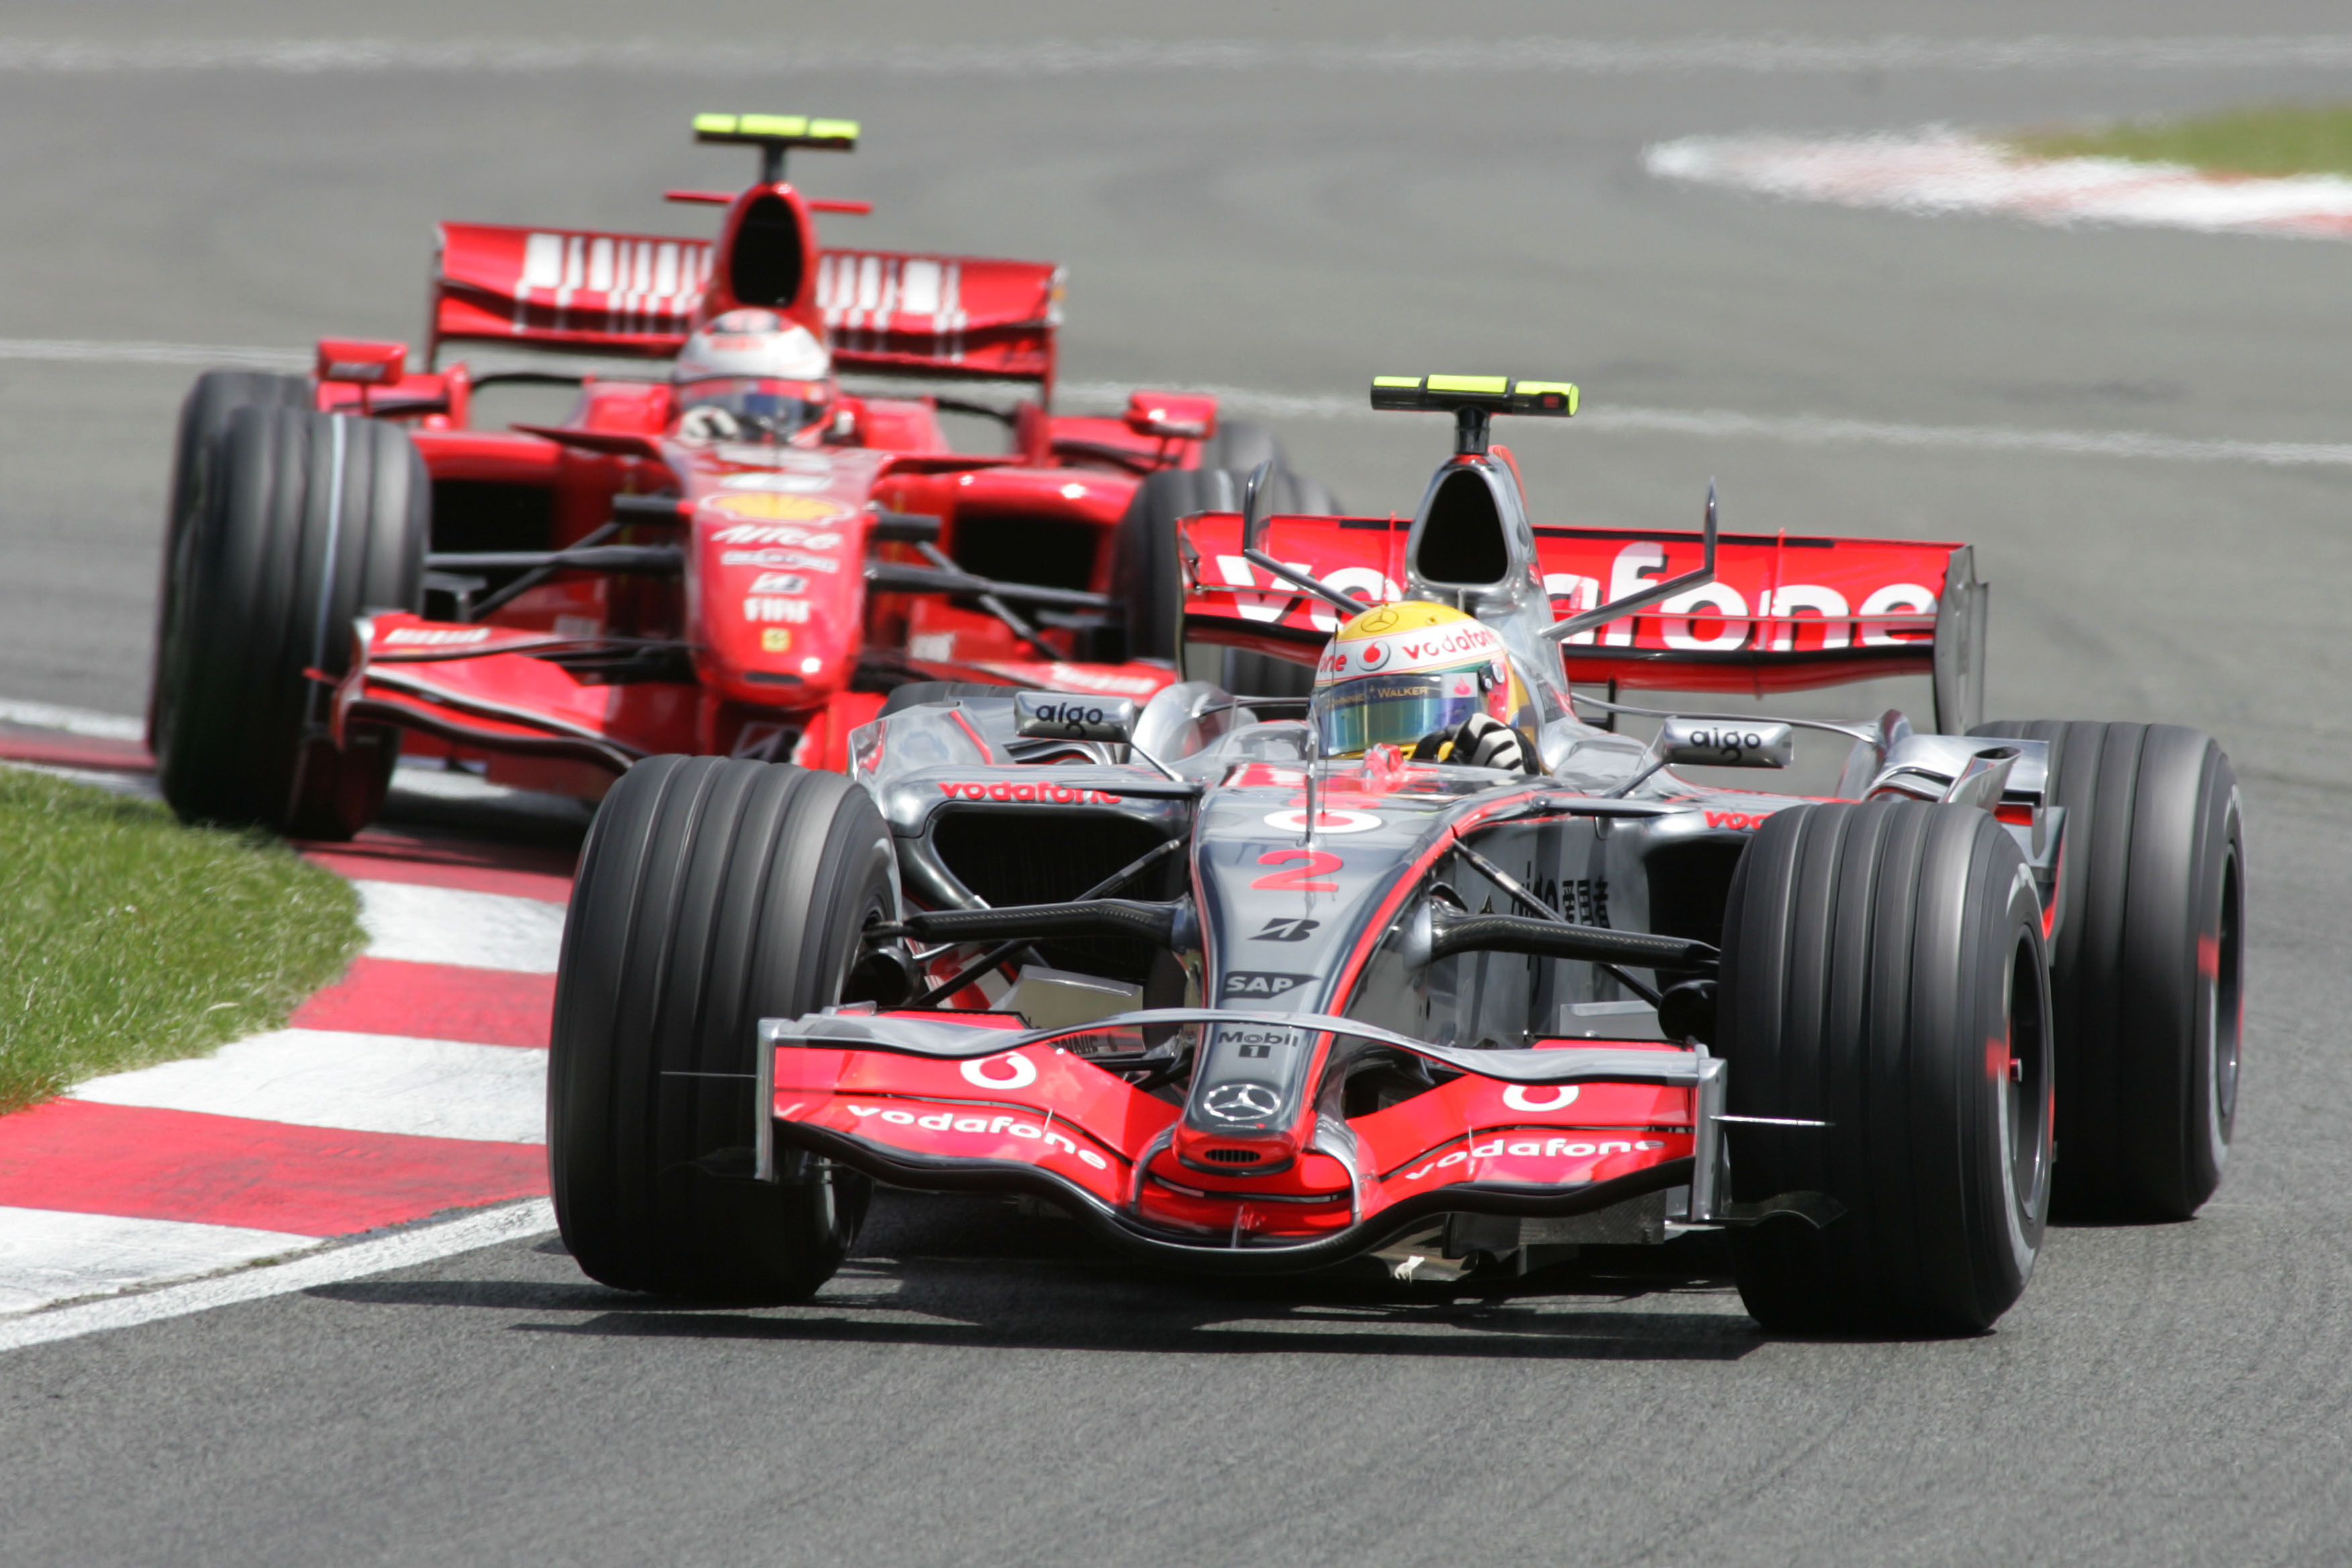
[549,756,895,1301]
[149,370,311,747]
[154,407,425,839]
[878,680,1016,717]
[1112,466,1244,668]
[1719,800,2054,1334]
[1197,419,1285,478]
[1970,719,2245,1219]
[1284,473,1344,517]
[1112,467,1318,698]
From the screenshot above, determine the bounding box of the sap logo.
[936,781,1121,805]
[720,548,840,575]
[743,597,811,624]
[843,1103,1110,1171]
[1250,918,1320,942]
[1221,971,1314,999]
[1402,1136,1669,1181]
[1704,810,1773,832]
[383,626,491,646]
[747,573,807,594]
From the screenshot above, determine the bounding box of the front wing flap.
[762,1009,1722,1272]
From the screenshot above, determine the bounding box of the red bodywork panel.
[318,173,1191,799]
[775,1036,1696,1242]
[1178,511,1964,695]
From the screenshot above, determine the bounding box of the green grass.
[0,768,364,1114]
[2008,103,2352,180]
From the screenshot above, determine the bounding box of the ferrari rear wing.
[818,250,1063,391]
[1178,511,1988,718]
[428,217,1063,393]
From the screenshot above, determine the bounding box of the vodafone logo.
[1402,1134,1669,1181]
[1502,1084,1581,1112]
[1358,642,1389,670]
[960,1052,1038,1089]
[937,781,1121,805]
[1704,810,1773,832]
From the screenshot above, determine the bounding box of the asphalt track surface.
[5,2,2352,1563]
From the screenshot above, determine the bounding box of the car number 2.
[1250,848,1343,892]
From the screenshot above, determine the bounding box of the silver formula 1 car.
[546,375,2245,1333]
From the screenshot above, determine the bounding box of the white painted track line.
[0,1199,558,1353]
[70,1030,548,1145]
[0,1208,318,1316]
[0,697,146,740]
[4,35,2352,78]
[354,879,566,973]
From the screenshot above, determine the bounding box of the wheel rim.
[2003,931,2053,1224]
[2210,846,2245,1148]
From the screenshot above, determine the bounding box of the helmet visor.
[1312,671,1486,757]
[676,377,829,439]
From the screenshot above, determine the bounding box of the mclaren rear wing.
[1177,511,1988,722]
[429,220,1063,390]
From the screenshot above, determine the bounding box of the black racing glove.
[1411,712,1534,773]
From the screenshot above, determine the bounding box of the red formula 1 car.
[148,113,1336,838]
[548,376,2245,1333]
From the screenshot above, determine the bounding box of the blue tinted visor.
[1312,672,1485,757]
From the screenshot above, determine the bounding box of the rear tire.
[149,371,311,748]
[154,407,425,838]
[548,756,893,1301]
[1971,719,2245,1218]
[1112,467,1317,697]
[1719,801,2054,1334]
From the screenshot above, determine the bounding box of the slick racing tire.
[1197,419,1285,478]
[154,407,425,839]
[148,370,311,748]
[550,757,893,1302]
[1718,800,2054,1334]
[1971,719,2245,1220]
[1113,467,1322,699]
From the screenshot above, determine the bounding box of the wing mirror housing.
[1014,690,1138,744]
[1658,717,1795,769]
[1124,391,1217,442]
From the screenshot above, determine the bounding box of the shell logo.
[707,492,850,523]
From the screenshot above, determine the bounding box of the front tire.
[548,757,894,1301]
[154,407,425,838]
[1971,719,2245,1218]
[1718,801,2054,1334]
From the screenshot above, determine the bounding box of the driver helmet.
[673,309,836,443]
[1310,601,1533,759]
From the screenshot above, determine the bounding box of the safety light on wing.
[1372,374,1578,455]
[691,113,861,150]
[693,113,861,184]
[1370,375,1579,417]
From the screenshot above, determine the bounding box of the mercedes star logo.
[1202,1083,1282,1122]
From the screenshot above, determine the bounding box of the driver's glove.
[677,405,744,442]
[1412,712,1533,773]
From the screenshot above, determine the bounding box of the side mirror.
[1658,717,1794,769]
[1124,390,1216,442]
[1014,690,1137,744]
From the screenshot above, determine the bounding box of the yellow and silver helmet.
[1310,601,1532,760]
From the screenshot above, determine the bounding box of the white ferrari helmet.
[674,309,836,442]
